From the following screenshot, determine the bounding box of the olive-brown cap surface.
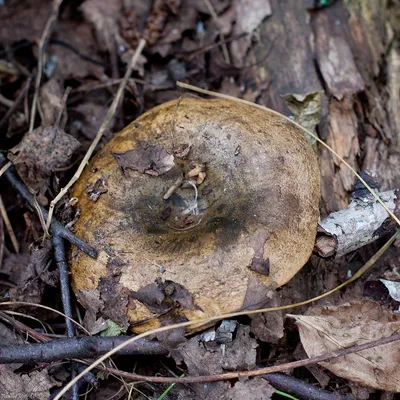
[70,98,320,332]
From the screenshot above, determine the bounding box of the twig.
[54,227,399,399]
[52,234,74,337]
[203,0,231,64]
[263,373,352,400]
[0,154,97,258]
[45,38,146,231]
[89,332,400,384]
[29,0,64,133]
[0,161,11,178]
[52,234,90,399]
[0,336,168,364]
[54,86,71,129]
[315,189,398,258]
[0,77,32,131]
[0,195,19,253]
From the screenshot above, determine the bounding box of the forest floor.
[0,0,400,399]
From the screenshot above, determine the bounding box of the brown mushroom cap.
[70,98,320,332]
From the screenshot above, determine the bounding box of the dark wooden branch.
[0,336,168,364]
[0,153,97,258]
[263,373,352,400]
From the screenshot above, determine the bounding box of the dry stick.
[263,373,352,400]
[95,332,400,384]
[0,77,32,131]
[29,0,64,133]
[176,82,400,228]
[52,234,89,399]
[203,0,231,64]
[0,336,168,364]
[0,195,19,253]
[0,156,97,258]
[53,228,399,400]
[45,38,146,232]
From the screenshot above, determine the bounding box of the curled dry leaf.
[290,300,400,391]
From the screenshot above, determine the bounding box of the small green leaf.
[100,320,126,337]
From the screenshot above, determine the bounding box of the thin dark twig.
[52,234,74,337]
[0,153,97,258]
[52,234,94,397]
[0,336,168,364]
[0,77,32,131]
[94,332,400,384]
[263,373,353,400]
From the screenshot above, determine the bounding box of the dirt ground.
[0,0,400,399]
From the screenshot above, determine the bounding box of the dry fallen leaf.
[111,141,174,177]
[0,365,58,400]
[80,0,126,52]
[282,91,324,150]
[231,0,272,67]
[8,126,80,191]
[221,377,275,400]
[290,300,400,391]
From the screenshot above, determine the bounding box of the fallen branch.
[0,154,97,258]
[93,332,400,384]
[0,336,168,364]
[263,373,352,400]
[315,190,399,258]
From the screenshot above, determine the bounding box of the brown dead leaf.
[0,365,58,400]
[231,0,272,67]
[8,126,80,190]
[175,324,258,376]
[0,0,51,43]
[111,141,174,177]
[221,377,275,400]
[80,0,126,52]
[39,78,63,127]
[50,21,104,79]
[72,103,115,140]
[290,300,400,391]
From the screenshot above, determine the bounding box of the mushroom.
[70,98,320,333]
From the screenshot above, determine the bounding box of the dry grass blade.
[53,227,399,399]
[177,81,400,228]
[0,161,11,178]
[203,0,230,63]
[0,195,19,253]
[0,301,90,335]
[29,0,64,133]
[45,38,146,231]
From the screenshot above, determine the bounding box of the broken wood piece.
[314,190,399,259]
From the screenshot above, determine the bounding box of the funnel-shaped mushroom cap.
[70,98,320,332]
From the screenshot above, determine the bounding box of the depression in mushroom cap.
[70,98,321,333]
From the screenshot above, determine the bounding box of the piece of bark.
[250,0,323,115]
[314,190,399,259]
